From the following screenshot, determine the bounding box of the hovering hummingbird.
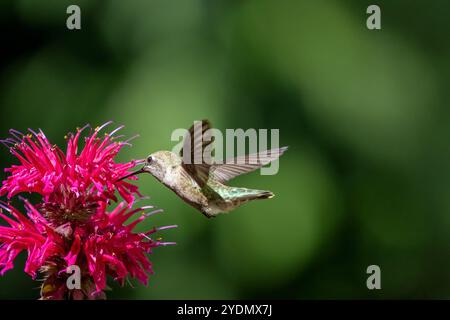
[119,120,288,218]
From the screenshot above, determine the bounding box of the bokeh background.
[0,0,449,299]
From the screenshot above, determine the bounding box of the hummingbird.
[119,120,288,218]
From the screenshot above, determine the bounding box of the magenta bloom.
[1,123,140,203]
[0,123,175,299]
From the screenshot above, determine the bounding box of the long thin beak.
[117,167,146,182]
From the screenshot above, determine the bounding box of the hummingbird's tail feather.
[233,189,274,201]
[202,188,274,217]
[256,191,274,199]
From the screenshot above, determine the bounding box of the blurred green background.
[0,0,449,299]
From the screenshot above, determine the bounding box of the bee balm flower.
[1,122,140,203]
[0,123,176,299]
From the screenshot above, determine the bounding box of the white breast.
[163,167,177,187]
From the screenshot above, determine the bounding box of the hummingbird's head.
[142,151,181,184]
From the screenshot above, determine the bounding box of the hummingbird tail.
[255,191,274,199]
[237,189,274,201]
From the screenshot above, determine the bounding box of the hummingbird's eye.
[147,156,153,163]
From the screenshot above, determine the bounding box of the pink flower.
[0,124,176,299]
[0,122,141,203]
[0,200,175,299]
[0,200,65,278]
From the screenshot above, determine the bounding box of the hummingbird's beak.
[117,167,147,182]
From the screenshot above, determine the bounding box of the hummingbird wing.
[210,146,288,184]
[180,119,215,187]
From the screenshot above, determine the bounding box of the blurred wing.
[211,147,288,184]
[180,119,215,186]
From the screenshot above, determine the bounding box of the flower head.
[0,122,141,204]
[0,123,175,299]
